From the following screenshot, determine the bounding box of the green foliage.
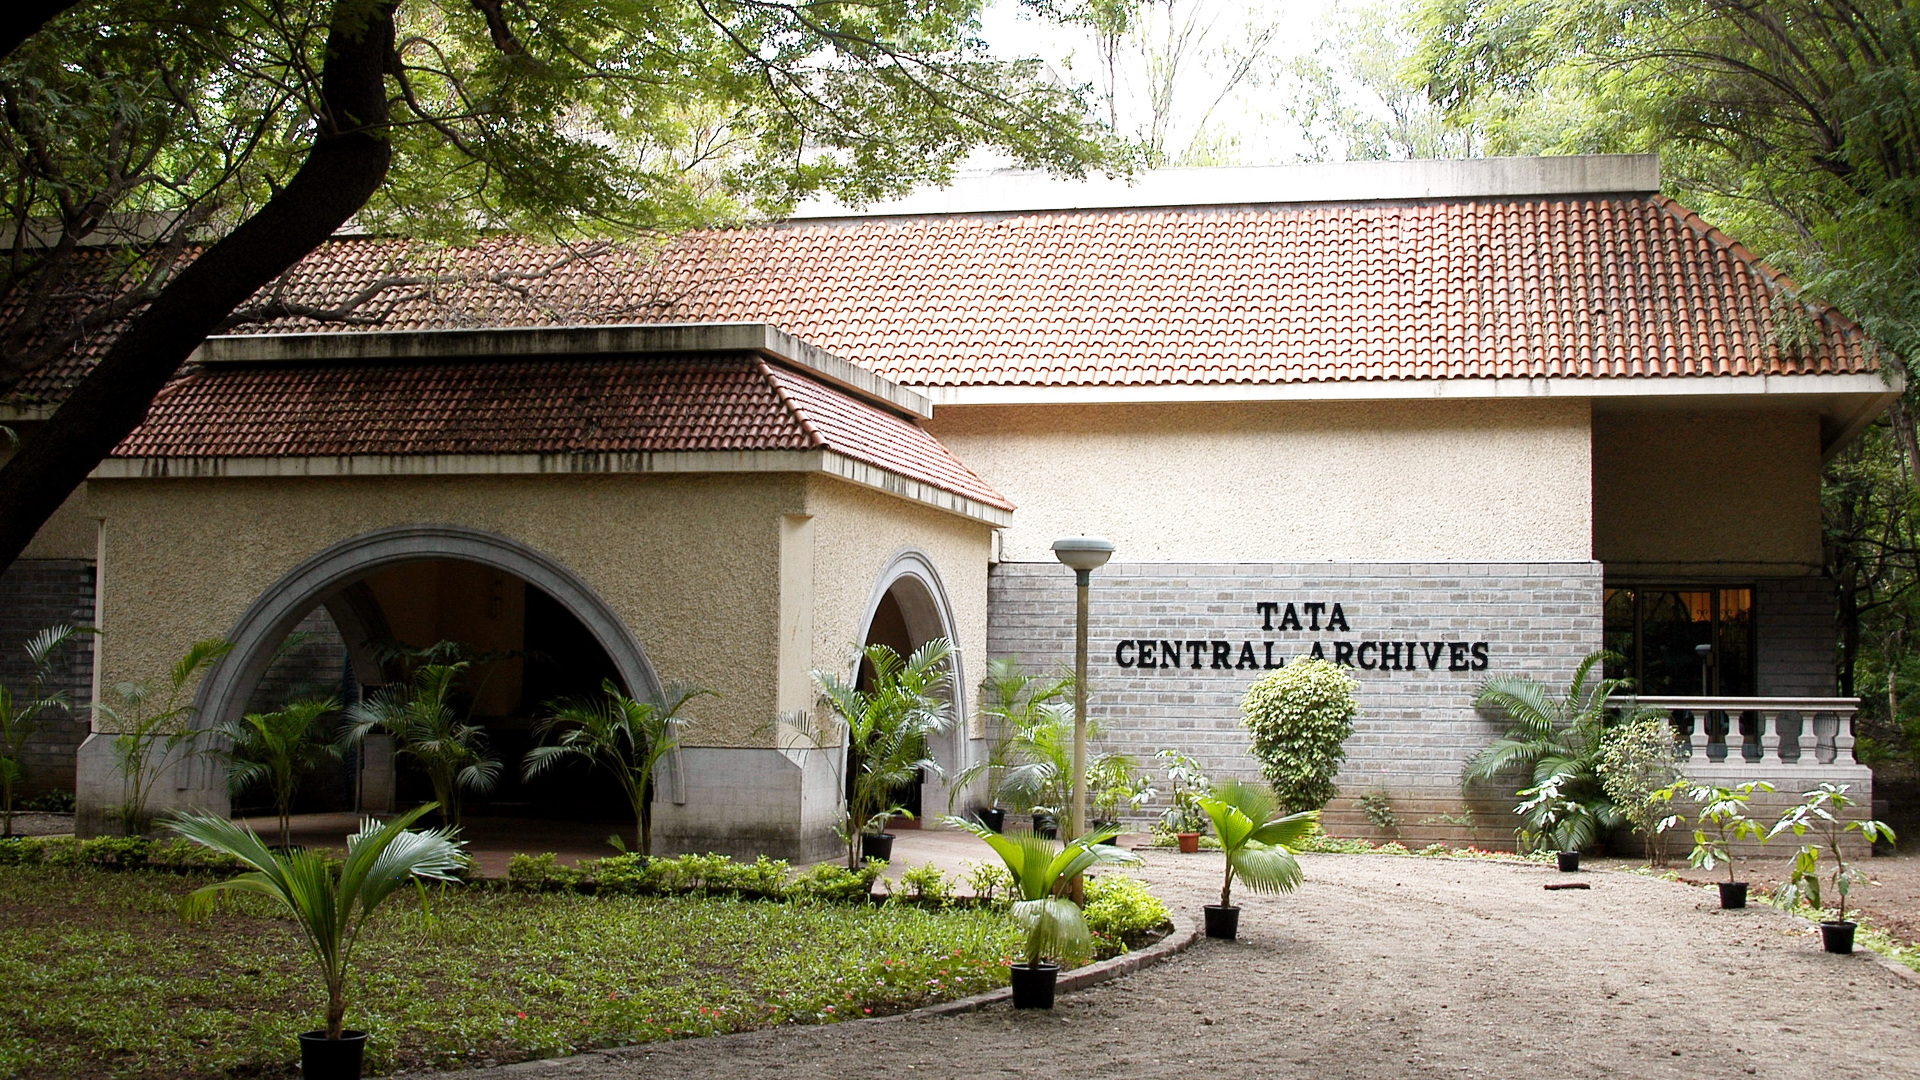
[812,639,956,868]
[505,850,886,904]
[1156,748,1212,834]
[1659,780,1774,883]
[1595,712,1684,862]
[894,863,953,906]
[961,860,1015,905]
[524,679,709,855]
[0,833,248,872]
[506,852,583,893]
[1196,779,1317,908]
[93,638,233,836]
[170,803,468,1040]
[954,657,1074,812]
[1357,791,1399,835]
[0,862,1023,1077]
[1088,752,1156,821]
[22,788,73,813]
[342,654,501,829]
[1769,782,1897,919]
[209,697,341,848]
[787,861,887,904]
[1081,873,1170,943]
[1469,651,1650,853]
[0,624,86,836]
[1240,658,1360,814]
[943,816,1140,967]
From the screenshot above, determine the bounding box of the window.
[1603,586,1754,696]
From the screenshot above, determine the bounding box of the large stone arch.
[853,548,973,820]
[194,524,661,738]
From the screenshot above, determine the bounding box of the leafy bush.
[1240,659,1360,813]
[894,863,953,905]
[1595,712,1684,861]
[0,834,246,873]
[960,860,1014,904]
[506,852,582,893]
[23,789,75,812]
[1082,873,1169,941]
[788,860,884,902]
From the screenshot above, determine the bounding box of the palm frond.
[1229,842,1305,894]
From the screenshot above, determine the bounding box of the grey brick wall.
[986,560,1605,803]
[0,558,97,798]
[1755,577,1837,697]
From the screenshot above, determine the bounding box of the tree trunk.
[0,0,398,574]
[327,975,347,1040]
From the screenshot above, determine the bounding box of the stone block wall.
[0,558,97,798]
[985,560,1606,841]
[1755,577,1838,697]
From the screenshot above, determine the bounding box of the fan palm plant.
[210,697,342,849]
[522,678,709,854]
[1466,650,1650,853]
[170,803,466,1045]
[341,661,500,828]
[944,816,1140,969]
[0,624,87,836]
[1198,779,1317,913]
[813,638,955,868]
[948,659,1073,815]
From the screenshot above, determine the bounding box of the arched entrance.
[853,550,971,823]
[194,525,662,822]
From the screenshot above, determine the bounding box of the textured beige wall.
[2,434,96,559]
[803,477,993,718]
[1593,409,1823,575]
[925,398,1593,562]
[87,473,801,747]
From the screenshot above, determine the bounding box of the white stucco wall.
[925,398,1594,563]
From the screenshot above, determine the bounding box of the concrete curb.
[899,911,1202,1020]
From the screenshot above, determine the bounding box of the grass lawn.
[0,865,1024,1079]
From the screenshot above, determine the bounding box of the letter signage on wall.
[1110,600,1491,675]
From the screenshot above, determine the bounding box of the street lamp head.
[1051,536,1115,574]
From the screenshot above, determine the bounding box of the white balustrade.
[1626,696,1861,770]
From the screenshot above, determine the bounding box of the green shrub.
[0,833,244,873]
[23,789,75,812]
[507,852,583,892]
[705,855,792,898]
[894,863,952,905]
[788,860,882,902]
[1240,659,1360,813]
[960,860,1013,904]
[1082,873,1169,941]
[1595,712,1684,862]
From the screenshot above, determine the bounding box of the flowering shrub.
[1240,659,1360,813]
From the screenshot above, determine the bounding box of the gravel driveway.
[410,850,1920,1080]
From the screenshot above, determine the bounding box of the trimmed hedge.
[0,834,248,873]
[506,850,885,901]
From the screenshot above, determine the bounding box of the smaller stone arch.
[853,548,973,819]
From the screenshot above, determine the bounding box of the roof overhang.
[89,447,1014,527]
[914,370,1902,458]
[193,322,934,421]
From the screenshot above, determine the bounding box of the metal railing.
[1627,696,1863,769]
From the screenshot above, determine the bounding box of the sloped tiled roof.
[212,195,1876,388]
[7,193,1879,407]
[111,351,1013,511]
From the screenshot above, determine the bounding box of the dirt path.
[433,851,1920,1080]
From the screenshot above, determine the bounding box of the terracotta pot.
[1177,832,1201,854]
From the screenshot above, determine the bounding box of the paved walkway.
[410,842,1920,1080]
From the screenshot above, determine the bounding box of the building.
[2,153,1891,853]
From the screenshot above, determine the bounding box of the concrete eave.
[0,402,53,423]
[191,322,935,421]
[88,448,1013,527]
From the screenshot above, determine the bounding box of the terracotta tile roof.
[112,352,1014,511]
[7,193,1878,405]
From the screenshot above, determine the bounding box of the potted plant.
[813,639,955,867]
[1088,753,1155,843]
[209,697,342,850]
[1659,780,1774,908]
[1769,782,1897,953]
[944,816,1139,1007]
[1157,748,1212,853]
[1514,774,1596,871]
[523,678,709,855]
[170,803,466,1079]
[1196,779,1316,939]
[341,656,501,828]
[951,659,1073,832]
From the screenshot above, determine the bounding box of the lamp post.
[1051,536,1114,849]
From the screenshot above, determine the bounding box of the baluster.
[1678,709,1705,761]
[1759,708,1782,766]
[1835,710,1858,765]
[1782,710,1808,763]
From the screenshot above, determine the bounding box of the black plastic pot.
[298,1030,368,1080]
[1204,904,1240,940]
[1032,812,1058,839]
[1821,920,1857,954]
[860,832,895,863]
[1556,851,1581,873]
[1009,962,1059,1009]
[1718,882,1749,909]
[977,807,1006,833]
[1092,818,1120,844]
